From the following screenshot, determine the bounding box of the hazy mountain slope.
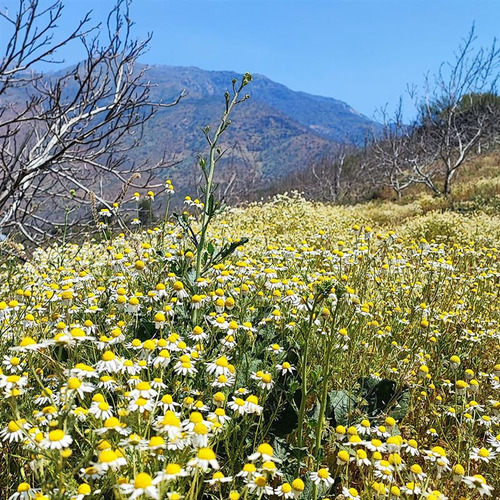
[133,65,379,196]
[145,65,378,142]
[0,64,379,200]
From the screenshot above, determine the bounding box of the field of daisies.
[1,191,500,500]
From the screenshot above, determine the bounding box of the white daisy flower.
[462,474,494,497]
[0,419,31,443]
[120,473,160,499]
[276,361,295,375]
[40,429,73,449]
[155,463,189,482]
[95,351,122,373]
[95,417,130,436]
[187,447,219,470]
[2,355,25,373]
[246,476,274,496]
[92,449,127,474]
[310,467,335,487]
[128,397,155,414]
[129,381,158,399]
[89,401,114,420]
[155,411,182,440]
[470,447,497,462]
[8,483,39,500]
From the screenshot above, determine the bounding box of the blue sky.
[1,0,499,119]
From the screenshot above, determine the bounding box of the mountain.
[145,66,377,141]
[131,65,379,199]
[1,64,379,202]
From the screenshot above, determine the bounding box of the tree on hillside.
[307,143,356,202]
[366,27,500,198]
[412,26,500,195]
[0,0,183,242]
[367,100,441,198]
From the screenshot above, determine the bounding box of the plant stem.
[194,92,239,283]
[314,304,339,464]
[192,75,251,323]
[297,295,319,450]
[314,341,333,459]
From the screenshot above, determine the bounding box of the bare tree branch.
[0,0,185,242]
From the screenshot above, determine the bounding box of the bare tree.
[413,26,500,195]
[309,143,353,202]
[367,100,441,197]
[365,27,500,198]
[219,142,263,204]
[255,142,359,203]
[0,0,184,242]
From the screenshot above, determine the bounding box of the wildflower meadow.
[1,75,500,500]
[1,185,500,500]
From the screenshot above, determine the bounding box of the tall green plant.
[194,73,252,282]
[172,74,252,323]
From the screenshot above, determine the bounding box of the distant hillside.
[1,64,380,201]
[132,66,380,198]
[146,66,377,141]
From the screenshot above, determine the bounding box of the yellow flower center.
[98,449,117,463]
[410,464,422,474]
[165,463,181,475]
[143,340,155,350]
[197,447,216,460]
[134,472,152,489]
[8,420,21,432]
[216,356,229,367]
[68,378,82,390]
[162,411,180,427]
[194,423,208,435]
[149,436,165,447]
[257,443,273,456]
[255,476,267,487]
[292,479,304,491]
[48,430,65,442]
[77,484,91,495]
[104,417,120,428]
[102,351,115,361]
[318,468,330,479]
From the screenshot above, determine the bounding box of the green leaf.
[357,376,380,397]
[389,389,411,421]
[135,319,155,342]
[327,390,356,426]
[207,193,215,216]
[235,358,262,388]
[310,365,323,385]
[273,437,309,473]
[300,477,331,500]
[307,401,321,424]
[212,237,249,265]
[186,268,197,285]
[361,377,397,417]
[358,376,411,421]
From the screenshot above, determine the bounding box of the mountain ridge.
[144,64,378,143]
[131,65,380,198]
[1,64,380,201]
